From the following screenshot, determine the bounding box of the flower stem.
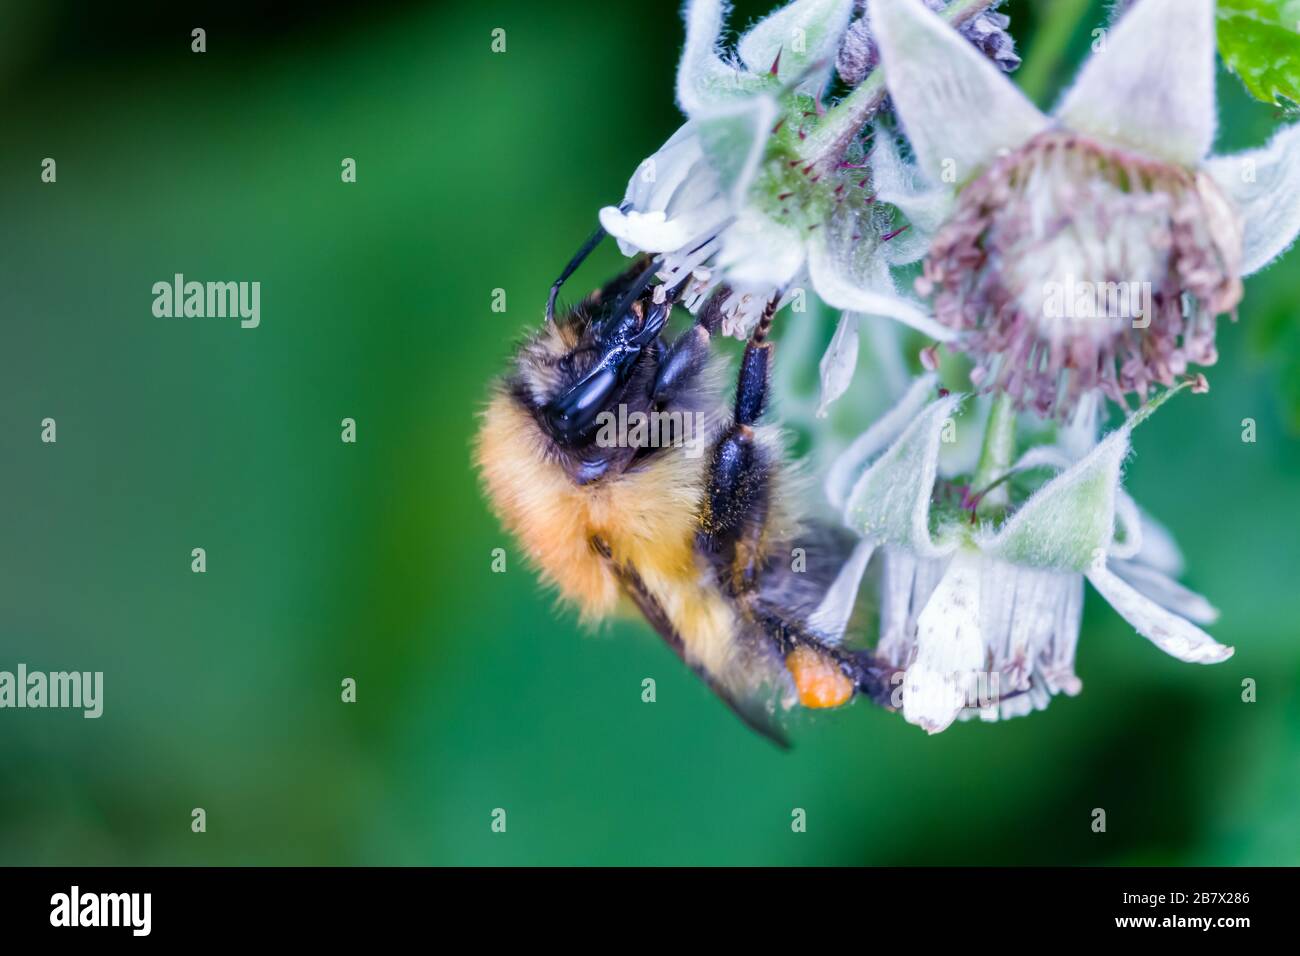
[973,392,1016,516]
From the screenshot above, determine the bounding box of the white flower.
[598,0,947,340]
[823,376,1232,734]
[869,0,1300,417]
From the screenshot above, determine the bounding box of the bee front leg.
[652,284,731,407]
[653,325,710,406]
[591,253,656,310]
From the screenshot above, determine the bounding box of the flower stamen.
[919,130,1244,416]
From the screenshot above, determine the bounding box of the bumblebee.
[475,228,894,745]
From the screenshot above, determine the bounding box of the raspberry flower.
[869,0,1300,417]
[823,378,1230,733]
[598,0,982,340]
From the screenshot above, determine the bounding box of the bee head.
[541,296,672,446]
[511,270,681,455]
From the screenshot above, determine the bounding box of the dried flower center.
[918,130,1244,416]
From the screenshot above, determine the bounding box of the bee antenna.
[544,202,631,326]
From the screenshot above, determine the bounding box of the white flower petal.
[1004,564,1064,684]
[816,311,860,417]
[599,205,721,253]
[843,392,963,557]
[1011,445,1073,473]
[1109,560,1219,626]
[982,425,1129,573]
[1059,390,1101,459]
[737,0,854,90]
[807,538,876,642]
[877,549,950,669]
[978,555,1016,673]
[825,372,938,511]
[807,228,953,339]
[1055,0,1216,167]
[1108,486,1144,560]
[602,123,734,256]
[622,123,703,215]
[1129,505,1185,577]
[973,557,1082,718]
[715,208,806,286]
[1087,564,1233,663]
[1044,573,1084,696]
[868,0,1046,185]
[877,546,919,665]
[903,549,985,734]
[996,692,1033,721]
[693,95,781,204]
[1206,123,1300,275]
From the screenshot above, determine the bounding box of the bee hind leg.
[837,648,903,710]
[779,632,901,711]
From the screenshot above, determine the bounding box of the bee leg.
[695,283,730,336]
[732,296,778,424]
[652,325,710,405]
[699,295,781,589]
[652,282,730,404]
[775,619,902,711]
[841,651,904,710]
[591,252,656,309]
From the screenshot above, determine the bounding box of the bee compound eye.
[543,363,620,445]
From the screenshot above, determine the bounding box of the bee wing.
[595,542,790,749]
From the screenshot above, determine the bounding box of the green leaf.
[1217,0,1300,107]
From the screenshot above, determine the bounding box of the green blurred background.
[1,0,1297,865]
